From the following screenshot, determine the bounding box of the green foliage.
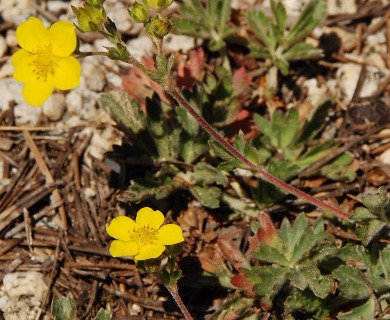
[173,0,237,51]
[51,297,111,320]
[247,0,326,96]
[351,187,390,245]
[245,214,336,308]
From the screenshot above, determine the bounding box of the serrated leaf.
[351,207,378,222]
[283,42,323,61]
[190,185,222,208]
[253,113,275,145]
[267,159,300,181]
[193,162,228,186]
[246,265,289,299]
[293,264,333,298]
[295,141,337,168]
[100,90,146,137]
[361,186,388,215]
[337,297,376,320]
[252,244,290,266]
[285,0,326,48]
[209,140,236,162]
[285,289,330,319]
[51,297,78,320]
[333,265,371,300]
[271,0,287,42]
[95,309,112,320]
[247,10,276,50]
[123,176,182,202]
[279,108,300,150]
[361,219,386,246]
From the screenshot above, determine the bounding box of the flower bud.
[71,3,106,32]
[88,0,105,5]
[128,2,149,23]
[144,0,174,11]
[146,16,173,39]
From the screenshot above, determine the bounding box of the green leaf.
[285,0,326,48]
[253,113,275,146]
[100,90,146,137]
[247,10,276,50]
[283,42,323,61]
[193,162,228,186]
[333,265,371,300]
[209,140,236,162]
[361,186,388,216]
[190,185,222,208]
[123,176,182,202]
[274,57,289,76]
[248,44,272,59]
[246,265,289,304]
[51,297,78,320]
[285,289,330,319]
[336,297,376,320]
[279,108,300,150]
[271,0,287,42]
[252,244,290,266]
[95,309,112,320]
[295,141,337,168]
[297,99,333,144]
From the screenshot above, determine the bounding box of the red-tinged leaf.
[176,47,206,89]
[198,245,225,274]
[121,57,171,106]
[218,237,249,271]
[231,274,256,298]
[257,212,280,247]
[232,66,252,97]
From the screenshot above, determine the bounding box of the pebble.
[47,0,69,14]
[42,93,67,121]
[0,36,8,58]
[327,0,357,15]
[127,35,154,60]
[5,30,17,48]
[82,60,106,92]
[163,34,196,53]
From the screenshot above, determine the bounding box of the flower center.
[31,45,56,81]
[131,226,157,245]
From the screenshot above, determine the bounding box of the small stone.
[163,34,196,53]
[47,0,69,14]
[65,89,83,114]
[0,36,7,58]
[42,93,66,121]
[82,60,106,92]
[5,30,17,48]
[327,0,357,15]
[127,36,154,60]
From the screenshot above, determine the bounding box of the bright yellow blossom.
[11,17,81,107]
[106,207,184,261]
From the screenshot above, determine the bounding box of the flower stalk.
[164,283,194,320]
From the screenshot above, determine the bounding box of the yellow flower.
[11,17,81,107]
[106,207,184,261]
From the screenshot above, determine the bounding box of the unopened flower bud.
[144,0,174,11]
[128,2,149,23]
[146,16,173,39]
[71,3,106,32]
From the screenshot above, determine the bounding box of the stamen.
[30,44,56,81]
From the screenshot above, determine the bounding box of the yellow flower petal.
[135,243,165,261]
[49,21,77,57]
[109,240,138,257]
[22,77,54,107]
[16,17,50,53]
[12,49,35,83]
[53,56,81,90]
[106,216,136,241]
[136,207,164,229]
[156,224,184,245]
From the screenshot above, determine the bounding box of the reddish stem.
[166,85,350,220]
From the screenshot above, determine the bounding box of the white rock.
[0,36,7,58]
[3,271,48,301]
[163,34,196,53]
[14,103,42,125]
[0,60,14,79]
[0,0,36,25]
[82,60,106,92]
[47,0,69,14]
[303,78,328,107]
[127,36,154,61]
[336,62,390,103]
[65,89,83,114]
[42,93,67,121]
[379,148,390,165]
[111,3,133,33]
[6,30,17,48]
[327,0,357,15]
[0,78,25,111]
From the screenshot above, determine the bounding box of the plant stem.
[164,284,194,320]
[165,84,350,220]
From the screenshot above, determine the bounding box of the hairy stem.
[165,84,350,220]
[164,284,194,320]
